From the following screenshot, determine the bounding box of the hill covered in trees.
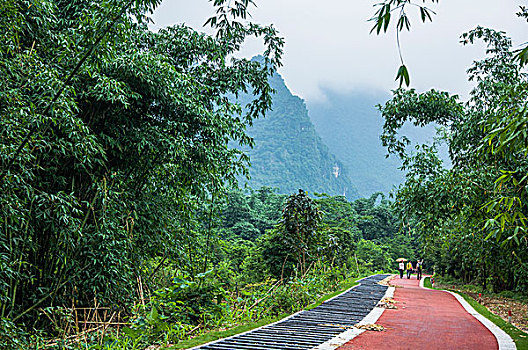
[3,0,528,348]
[237,63,360,198]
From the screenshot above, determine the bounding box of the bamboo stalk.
[80,321,130,325]
[116,311,121,338]
[248,279,282,311]
[45,325,105,347]
[137,275,145,306]
[74,300,79,334]
[99,311,116,344]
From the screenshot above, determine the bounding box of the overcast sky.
[150,1,527,102]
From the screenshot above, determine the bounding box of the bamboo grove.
[1,0,284,333]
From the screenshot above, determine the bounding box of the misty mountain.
[307,88,442,197]
[237,71,360,198]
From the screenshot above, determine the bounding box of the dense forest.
[1,0,527,349]
[370,4,528,292]
[0,1,410,348]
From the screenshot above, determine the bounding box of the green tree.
[277,189,323,276]
[377,24,528,290]
[355,239,391,271]
[0,0,283,325]
[315,194,360,266]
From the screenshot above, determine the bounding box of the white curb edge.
[447,291,516,350]
[421,277,516,350]
[312,281,395,350]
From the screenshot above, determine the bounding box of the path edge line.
[312,277,395,350]
[447,291,516,350]
[420,277,516,350]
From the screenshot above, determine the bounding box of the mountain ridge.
[236,70,360,198]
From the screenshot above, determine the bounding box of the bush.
[0,318,45,350]
[355,239,391,271]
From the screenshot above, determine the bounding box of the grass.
[457,292,528,349]
[423,277,528,349]
[423,276,432,289]
[168,315,288,349]
[169,276,364,349]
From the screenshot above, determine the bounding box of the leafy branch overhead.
[370,1,528,86]
[516,6,528,66]
[370,0,438,87]
[205,0,284,71]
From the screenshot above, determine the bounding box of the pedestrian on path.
[398,261,405,278]
[406,261,413,279]
[416,259,423,280]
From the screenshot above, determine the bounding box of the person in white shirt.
[398,261,405,278]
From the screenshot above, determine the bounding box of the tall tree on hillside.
[278,190,323,276]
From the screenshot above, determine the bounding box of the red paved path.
[338,276,498,350]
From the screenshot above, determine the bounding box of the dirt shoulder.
[435,281,528,333]
[465,292,528,332]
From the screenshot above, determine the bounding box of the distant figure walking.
[406,261,413,279]
[398,261,405,278]
[416,259,423,280]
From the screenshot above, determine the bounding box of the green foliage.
[458,292,528,349]
[354,193,396,241]
[118,260,360,347]
[423,276,433,289]
[379,88,462,159]
[216,187,408,280]
[0,317,43,350]
[463,27,528,243]
[370,0,439,86]
[355,239,391,271]
[0,0,284,336]
[150,273,225,325]
[220,187,285,240]
[378,20,528,292]
[11,182,407,346]
[169,315,287,349]
[0,0,420,346]
[277,190,323,276]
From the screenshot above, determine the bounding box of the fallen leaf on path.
[354,323,385,331]
[378,276,393,286]
[377,297,398,309]
[380,297,397,304]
